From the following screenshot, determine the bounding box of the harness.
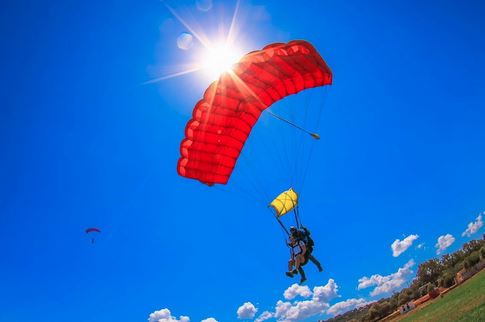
[289,239,305,258]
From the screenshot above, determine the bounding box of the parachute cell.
[177,40,332,185]
[270,188,299,217]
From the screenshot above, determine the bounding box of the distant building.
[399,301,416,314]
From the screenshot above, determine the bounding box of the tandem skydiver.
[285,226,323,284]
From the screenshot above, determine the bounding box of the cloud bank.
[245,279,339,322]
[358,259,415,296]
[283,284,312,300]
[275,279,339,321]
[327,298,372,316]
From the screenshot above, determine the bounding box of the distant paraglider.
[85,227,101,244]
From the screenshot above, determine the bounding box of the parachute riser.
[294,205,302,229]
[271,207,303,237]
[273,212,290,236]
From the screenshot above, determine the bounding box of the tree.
[398,289,412,306]
[464,251,480,269]
[439,270,455,288]
[427,283,436,294]
[389,292,399,311]
[462,240,485,256]
[365,304,381,322]
[379,301,392,317]
[415,259,444,286]
[441,251,464,269]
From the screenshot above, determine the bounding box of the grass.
[396,268,485,322]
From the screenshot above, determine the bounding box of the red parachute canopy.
[177,40,332,185]
[85,227,101,233]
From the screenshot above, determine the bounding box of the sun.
[146,1,247,84]
[200,43,242,81]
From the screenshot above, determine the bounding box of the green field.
[397,269,485,322]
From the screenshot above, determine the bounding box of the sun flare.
[148,1,247,85]
[201,43,242,81]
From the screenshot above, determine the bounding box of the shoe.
[317,265,323,272]
[285,271,294,278]
[300,277,307,285]
[292,269,298,275]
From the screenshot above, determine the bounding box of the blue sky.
[1,0,485,321]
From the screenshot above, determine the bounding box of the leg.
[286,258,295,277]
[307,254,323,272]
[298,266,306,284]
[293,254,302,274]
[295,255,307,284]
[296,255,307,284]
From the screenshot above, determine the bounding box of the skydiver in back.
[292,226,323,272]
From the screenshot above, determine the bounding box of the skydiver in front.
[285,234,307,284]
[291,226,323,273]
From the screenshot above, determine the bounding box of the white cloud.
[462,213,483,237]
[436,234,455,254]
[254,311,273,322]
[283,284,312,300]
[238,279,341,322]
[416,243,425,249]
[312,279,339,303]
[273,279,338,322]
[237,302,258,319]
[327,298,372,316]
[200,319,217,322]
[391,234,419,257]
[358,260,415,296]
[148,308,190,322]
[275,299,328,322]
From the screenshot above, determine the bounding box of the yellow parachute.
[270,188,299,217]
[269,188,303,235]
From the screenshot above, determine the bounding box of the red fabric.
[177,40,332,185]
